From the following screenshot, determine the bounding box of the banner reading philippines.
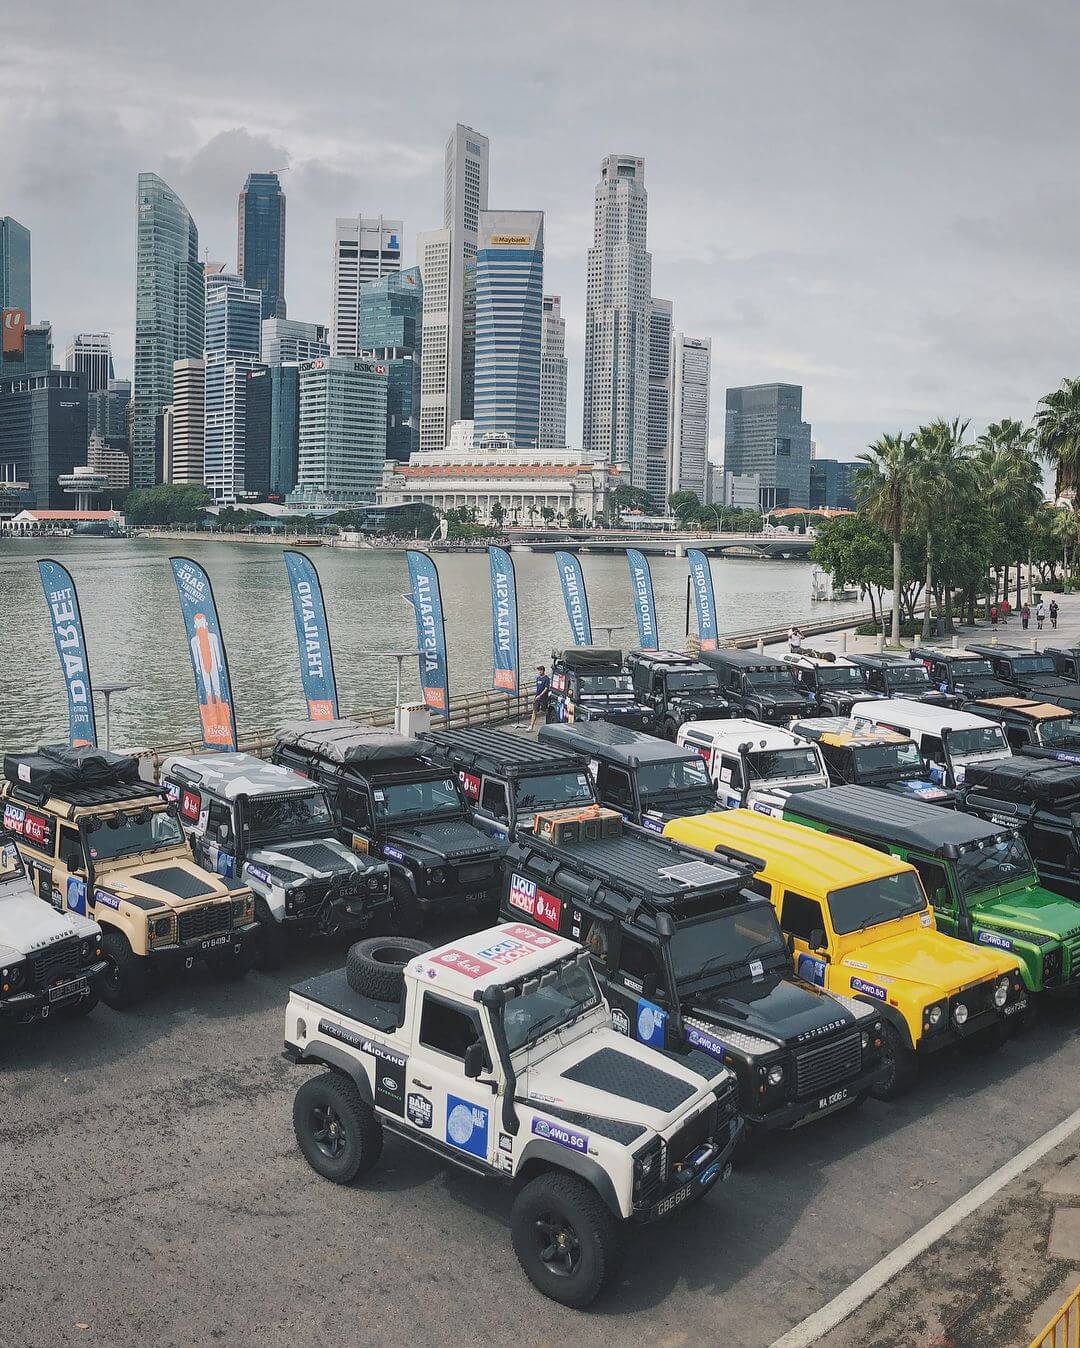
[488,546,519,693]
[169,557,238,751]
[406,550,450,714]
[284,551,339,721]
[554,551,592,646]
[625,549,659,650]
[686,548,719,651]
[37,559,97,748]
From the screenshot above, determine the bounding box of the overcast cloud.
[4,0,1079,460]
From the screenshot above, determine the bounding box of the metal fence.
[1031,1284,1080,1348]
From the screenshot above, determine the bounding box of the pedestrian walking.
[990,603,998,626]
[789,625,803,652]
[1021,603,1030,630]
[1050,599,1059,629]
[528,665,551,730]
[1037,600,1047,631]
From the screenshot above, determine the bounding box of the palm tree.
[1035,380,1080,544]
[854,432,916,646]
[974,419,1041,607]
[909,419,972,638]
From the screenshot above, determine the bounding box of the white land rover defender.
[677,717,830,816]
[285,923,741,1307]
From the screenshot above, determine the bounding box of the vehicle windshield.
[1038,717,1080,745]
[84,809,185,861]
[669,904,787,983]
[1010,657,1057,675]
[745,747,824,781]
[0,834,25,882]
[666,671,722,693]
[955,835,1037,897]
[852,742,925,776]
[747,669,796,688]
[947,726,1009,759]
[887,666,930,686]
[577,673,633,695]
[246,792,334,839]
[817,666,864,686]
[375,776,462,819]
[514,771,595,812]
[503,957,602,1053]
[952,660,996,679]
[828,869,927,934]
[636,757,713,797]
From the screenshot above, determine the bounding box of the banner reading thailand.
[686,548,719,651]
[626,549,659,650]
[406,550,450,714]
[169,557,238,751]
[488,546,519,694]
[37,559,97,748]
[284,550,339,721]
[555,551,593,645]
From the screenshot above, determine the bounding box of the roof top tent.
[963,756,1080,809]
[538,720,700,767]
[3,744,141,795]
[276,719,422,768]
[553,646,624,669]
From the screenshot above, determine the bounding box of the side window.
[910,856,952,909]
[59,826,84,874]
[207,798,233,842]
[603,767,634,809]
[480,778,509,821]
[744,876,773,901]
[343,788,370,830]
[616,935,664,997]
[719,754,744,789]
[923,734,945,765]
[868,671,884,692]
[419,994,489,1065]
[780,890,826,944]
[1003,723,1028,750]
[1032,821,1072,869]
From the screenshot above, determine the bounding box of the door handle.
[411,1078,432,1090]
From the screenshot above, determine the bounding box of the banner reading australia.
[686,548,719,651]
[169,557,239,751]
[554,551,592,646]
[37,559,97,748]
[406,550,450,714]
[625,549,659,650]
[284,551,339,721]
[488,546,519,693]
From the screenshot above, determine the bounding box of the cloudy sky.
[4,1,1079,460]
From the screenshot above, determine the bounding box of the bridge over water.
[503,528,815,559]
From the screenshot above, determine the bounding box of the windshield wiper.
[683,938,782,983]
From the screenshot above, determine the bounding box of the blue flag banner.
[488,546,519,694]
[284,550,339,721]
[686,549,719,651]
[555,551,593,645]
[626,549,659,650]
[37,559,97,748]
[406,550,450,715]
[169,556,238,751]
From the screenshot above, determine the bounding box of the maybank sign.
[489,234,532,246]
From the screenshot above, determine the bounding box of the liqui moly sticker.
[430,948,497,979]
[507,874,562,930]
[501,923,562,949]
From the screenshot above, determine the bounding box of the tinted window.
[59,826,83,873]
[377,777,461,819]
[419,994,487,1063]
[618,936,662,984]
[827,871,927,934]
[910,857,952,909]
[745,748,823,780]
[636,758,712,795]
[954,835,1037,897]
[247,793,333,838]
[601,767,634,808]
[513,772,594,811]
[480,779,509,819]
[780,890,826,942]
[666,671,722,692]
[669,904,786,980]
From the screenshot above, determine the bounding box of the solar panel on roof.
[659,860,737,887]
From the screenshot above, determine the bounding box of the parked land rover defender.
[848,653,959,706]
[625,649,730,740]
[851,699,1012,788]
[908,646,1014,701]
[965,644,1080,712]
[960,697,1080,765]
[782,651,880,716]
[789,717,954,805]
[697,650,813,724]
[677,719,830,816]
[546,647,653,730]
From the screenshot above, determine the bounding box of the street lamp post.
[94,682,132,752]
[594,622,626,647]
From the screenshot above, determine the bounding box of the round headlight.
[993,975,1009,1008]
[861,1030,870,1049]
[3,963,24,991]
[766,1064,784,1086]
[953,1002,969,1026]
[153,916,171,939]
[928,1004,943,1026]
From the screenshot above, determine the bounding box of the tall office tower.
[646,297,673,507]
[88,376,131,467]
[0,324,87,508]
[473,212,544,448]
[237,172,286,320]
[87,433,131,495]
[331,216,402,356]
[64,333,114,392]
[417,226,451,451]
[242,366,273,498]
[290,357,388,506]
[583,155,652,486]
[539,295,567,450]
[724,382,811,510]
[167,358,205,484]
[0,216,31,316]
[203,268,261,501]
[261,317,329,366]
[359,266,422,462]
[132,173,203,487]
[670,334,711,502]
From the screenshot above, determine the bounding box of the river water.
[0,537,856,750]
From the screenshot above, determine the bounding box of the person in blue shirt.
[528,665,551,730]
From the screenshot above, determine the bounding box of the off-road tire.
[293,1071,383,1184]
[99,930,148,1009]
[346,936,430,1001]
[510,1171,622,1308]
[966,1019,1009,1054]
[870,1020,918,1100]
[253,901,289,972]
[386,875,422,937]
[59,991,99,1017]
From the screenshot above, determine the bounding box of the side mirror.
[641,972,659,999]
[463,1041,486,1080]
[216,823,230,844]
[809,929,827,952]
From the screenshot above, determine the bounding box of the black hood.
[671,693,728,714]
[385,817,500,863]
[754,690,811,711]
[689,968,857,1045]
[953,679,1014,698]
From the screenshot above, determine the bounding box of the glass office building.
[292,357,388,506]
[238,172,286,320]
[0,216,31,316]
[359,266,421,461]
[724,383,811,510]
[203,269,261,501]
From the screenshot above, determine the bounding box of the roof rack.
[418,726,587,774]
[7,779,166,817]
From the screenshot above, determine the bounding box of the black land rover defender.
[546,647,653,730]
[960,697,1080,765]
[502,808,887,1130]
[625,649,730,739]
[537,721,717,831]
[848,653,959,707]
[789,717,955,805]
[273,719,503,933]
[698,650,813,724]
[965,644,1080,712]
[782,651,879,716]
[908,646,1015,700]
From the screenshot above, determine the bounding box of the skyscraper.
[0,216,31,316]
[646,297,673,508]
[539,295,567,449]
[724,383,811,510]
[203,267,262,501]
[291,357,388,506]
[670,334,711,502]
[237,172,286,320]
[0,324,87,508]
[167,359,205,484]
[417,227,452,452]
[261,318,329,366]
[583,155,651,486]
[473,211,543,448]
[65,333,114,392]
[133,173,203,487]
[331,216,402,357]
[360,266,422,462]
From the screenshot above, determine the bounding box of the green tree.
[124,482,211,527]
[490,501,506,528]
[1035,377,1080,541]
[909,418,971,637]
[540,506,555,525]
[973,419,1041,608]
[854,433,916,646]
[609,483,651,522]
[668,489,701,523]
[809,513,894,630]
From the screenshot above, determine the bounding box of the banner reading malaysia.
[488,546,519,694]
[169,557,238,751]
[686,549,719,651]
[554,551,592,645]
[37,559,97,748]
[284,551,339,721]
[406,550,450,715]
[625,549,659,650]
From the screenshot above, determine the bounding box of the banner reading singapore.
[283,551,339,720]
[488,546,519,693]
[37,559,97,748]
[625,549,659,650]
[554,551,592,646]
[406,550,450,714]
[169,557,238,751]
[686,548,719,651]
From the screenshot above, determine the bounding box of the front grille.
[1065,937,1080,983]
[458,861,495,885]
[293,880,330,913]
[30,937,79,990]
[793,1030,862,1099]
[665,1099,718,1176]
[952,981,993,1019]
[177,902,232,944]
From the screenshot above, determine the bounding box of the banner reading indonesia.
[283,550,339,720]
[406,550,450,714]
[554,551,592,646]
[488,546,519,693]
[169,557,238,751]
[625,548,659,650]
[37,559,97,748]
[686,548,719,651]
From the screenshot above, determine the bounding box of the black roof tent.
[964,756,1080,809]
[786,783,1006,855]
[418,727,588,777]
[276,718,422,766]
[538,720,701,767]
[554,646,623,669]
[698,649,788,671]
[3,744,142,795]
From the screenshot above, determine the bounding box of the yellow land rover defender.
[2,746,259,1008]
[664,810,1027,1097]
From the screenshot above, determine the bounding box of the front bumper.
[286,877,393,933]
[149,920,260,965]
[918,989,1027,1054]
[417,873,501,913]
[0,956,109,1021]
[632,1114,742,1223]
[744,1057,886,1130]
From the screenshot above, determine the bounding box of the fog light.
[953,1003,969,1026]
[766,1064,784,1086]
[993,977,1009,1008]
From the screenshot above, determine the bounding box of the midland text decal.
[169,557,238,751]
[37,559,97,747]
[554,551,592,645]
[488,546,519,693]
[626,548,658,650]
[406,550,450,713]
[686,549,718,651]
[283,551,339,720]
